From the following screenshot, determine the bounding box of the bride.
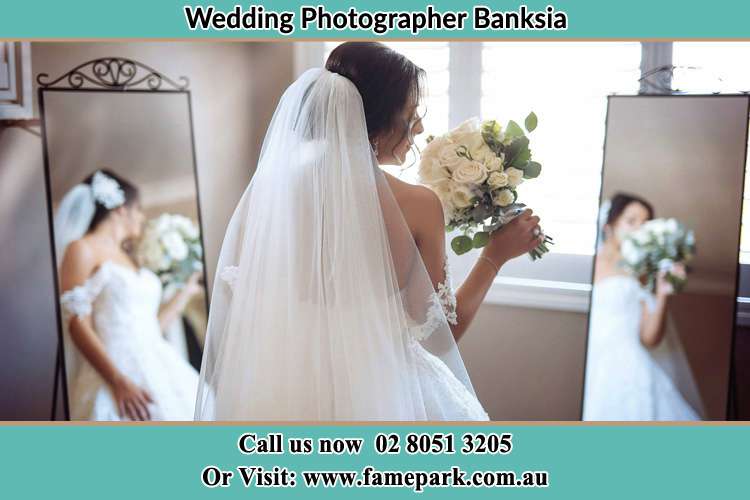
[195,42,543,420]
[56,169,201,421]
[583,193,700,421]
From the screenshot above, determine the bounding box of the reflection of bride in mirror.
[583,193,700,421]
[56,169,199,421]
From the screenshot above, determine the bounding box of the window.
[673,43,750,265]
[481,43,641,256]
[673,42,750,94]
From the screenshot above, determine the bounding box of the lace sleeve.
[436,258,458,326]
[219,265,240,290]
[410,258,458,341]
[59,267,109,320]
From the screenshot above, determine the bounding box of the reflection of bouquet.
[621,218,696,292]
[417,115,552,260]
[138,214,203,289]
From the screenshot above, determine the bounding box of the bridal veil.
[194,68,477,420]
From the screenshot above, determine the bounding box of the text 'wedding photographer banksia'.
[182,5,569,35]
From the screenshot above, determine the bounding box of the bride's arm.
[639,265,684,348]
[60,241,153,420]
[417,190,543,341]
[639,295,669,348]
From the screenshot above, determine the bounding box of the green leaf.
[472,231,490,249]
[504,136,530,168]
[451,235,473,255]
[505,120,525,140]
[511,147,531,168]
[524,112,538,132]
[523,161,542,179]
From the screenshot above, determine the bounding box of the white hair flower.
[91,171,125,209]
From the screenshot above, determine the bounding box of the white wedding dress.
[399,259,489,420]
[583,275,700,421]
[219,257,489,421]
[60,260,199,420]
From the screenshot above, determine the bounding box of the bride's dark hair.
[325,42,426,155]
[83,169,140,232]
[606,192,655,225]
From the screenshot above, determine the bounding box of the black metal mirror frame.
[37,57,208,420]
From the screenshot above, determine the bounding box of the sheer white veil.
[52,183,98,385]
[195,68,477,420]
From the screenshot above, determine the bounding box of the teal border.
[1,424,748,498]
[2,1,750,39]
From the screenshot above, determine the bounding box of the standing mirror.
[583,95,749,421]
[39,58,208,421]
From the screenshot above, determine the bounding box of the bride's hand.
[482,209,543,265]
[182,272,202,299]
[655,263,686,297]
[112,376,153,421]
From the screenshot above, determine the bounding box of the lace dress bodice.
[60,260,199,421]
[219,257,488,421]
[61,261,163,346]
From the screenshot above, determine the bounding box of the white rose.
[141,240,167,271]
[430,178,453,202]
[154,214,171,234]
[173,215,199,239]
[421,134,451,160]
[161,230,188,261]
[437,143,463,172]
[451,184,476,209]
[492,188,515,207]
[455,132,486,154]
[472,143,491,161]
[505,167,525,187]
[485,155,505,173]
[621,239,642,265]
[447,118,478,139]
[452,160,488,185]
[418,157,451,184]
[630,228,649,245]
[488,171,509,189]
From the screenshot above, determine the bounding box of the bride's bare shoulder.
[384,172,444,237]
[60,237,98,290]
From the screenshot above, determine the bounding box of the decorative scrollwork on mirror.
[37,57,189,91]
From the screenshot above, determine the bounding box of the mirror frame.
[581,93,750,421]
[37,57,209,420]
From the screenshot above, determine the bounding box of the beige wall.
[0,41,588,421]
[0,42,293,419]
[461,306,588,420]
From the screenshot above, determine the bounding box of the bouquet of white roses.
[620,218,695,292]
[417,114,552,259]
[138,213,203,289]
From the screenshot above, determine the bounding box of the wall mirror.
[583,95,749,421]
[39,58,207,421]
